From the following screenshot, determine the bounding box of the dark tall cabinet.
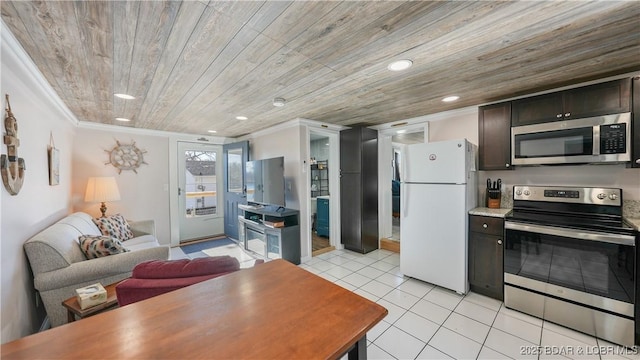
[340,127,378,253]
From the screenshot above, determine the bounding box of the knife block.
[486,189,501,209]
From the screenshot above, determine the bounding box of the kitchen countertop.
[469,207,512,218]
[625,217,640,231]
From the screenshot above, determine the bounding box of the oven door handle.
[505,222,636,246]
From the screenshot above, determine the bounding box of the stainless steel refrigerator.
[400,139,477,294]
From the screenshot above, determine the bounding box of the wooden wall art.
[1,94,26,195]
[105,139,147,174]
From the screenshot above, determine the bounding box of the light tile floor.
[174,244,640,360]
[299,249,640,360]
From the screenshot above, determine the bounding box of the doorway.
[309,132,332,255]
[177,141,224,243]
[389,131,425,242]
[378,124,428,251]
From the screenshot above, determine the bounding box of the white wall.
[428,110,478,145]
[71,127,172,245]
[1,22,77,343]
[247,125,308,257]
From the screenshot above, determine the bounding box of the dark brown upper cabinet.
[478,101,512,171]
[512,78,631,126]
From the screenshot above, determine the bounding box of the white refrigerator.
[400,139,477,294]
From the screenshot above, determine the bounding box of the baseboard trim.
[380,238,400,253]
[179,235,227,246]
[312,246,335,257]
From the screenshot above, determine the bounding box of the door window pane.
[227,148,243,193]
[185,150,217,217]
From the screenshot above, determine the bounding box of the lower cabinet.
[316,197,329,237]
[468,215,504,300]
[238,206,300,265]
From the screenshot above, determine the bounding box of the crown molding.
[298,118,349,132]
[1,20,79,127]
[78,120,230,143]
[238,117,349,141]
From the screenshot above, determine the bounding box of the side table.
[62,282,120,322]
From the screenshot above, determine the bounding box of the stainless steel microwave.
[511,112,631,165]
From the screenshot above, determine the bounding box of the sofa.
[115,257,242,306]
[23,212,169,327]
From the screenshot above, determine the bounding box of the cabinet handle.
[505,163,510,168]
[497,239,503,245]
[564,112,571,117]
[636,159,640,164]
[556,114,562,118]
[482,223,488,228]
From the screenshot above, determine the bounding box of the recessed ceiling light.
[207,130,217,133]
[387,59,413,71]
[115,117,130,122]
[114,93,135,100]
[273,97,286,107]
[442,96,460,102]
[236,116,248,120]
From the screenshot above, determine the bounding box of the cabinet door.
[316,199,329,224]
[340,173,362,250]
[563,78,631,120]
[265,230,281,259]
[478,102,512,170]
[468,231,504,300]
[340,128,362,173]
[512,92,563,126]
[632,77,640,168]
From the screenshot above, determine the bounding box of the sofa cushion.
[132,257,241,279]
[79,235,130,259]
[115,273,233,306]
[92,214,134,242]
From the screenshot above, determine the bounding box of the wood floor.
[380,238,400,253]
[312,232,334,256]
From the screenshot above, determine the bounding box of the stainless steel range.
[504,185,639,347]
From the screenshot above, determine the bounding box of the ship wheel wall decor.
[105,140,147,174]
[1,94,26,195]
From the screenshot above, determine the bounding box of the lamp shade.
[84,177,121,203]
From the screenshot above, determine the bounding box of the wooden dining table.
[2,259,388,359]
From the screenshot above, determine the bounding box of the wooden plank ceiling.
[2,1,639,137]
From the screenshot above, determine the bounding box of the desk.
[2,259,387,359]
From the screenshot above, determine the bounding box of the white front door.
[178,141,224,242]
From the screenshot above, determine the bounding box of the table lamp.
[84,177,121,217]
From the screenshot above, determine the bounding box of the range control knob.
[609,193,618,200]
[515,190,522,196]
[597,193,607,200]
[523,190,531,196]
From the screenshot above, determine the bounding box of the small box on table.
[75,283,107,310]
